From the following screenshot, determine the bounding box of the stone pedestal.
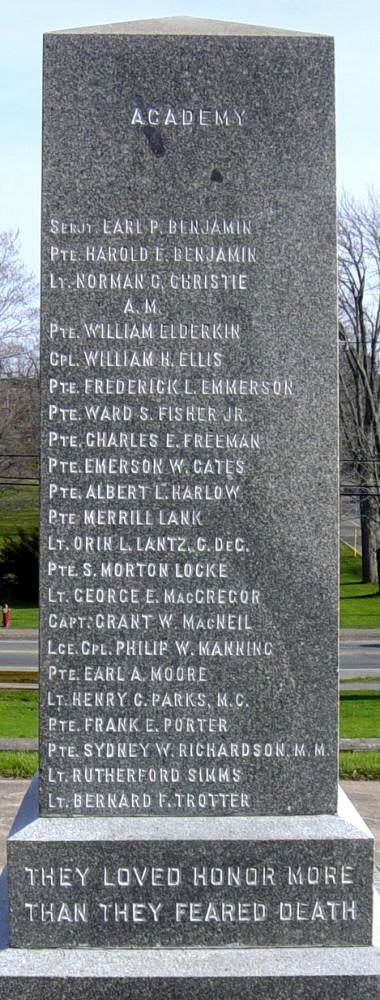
[0,15,379,998]
[4,777,375,950]
[0,779,379,994]
[1,945,380,999]
[1,884,380,997]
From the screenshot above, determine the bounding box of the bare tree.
[0,231,39,481]
[339,191,380,582]
[0,230,38,371]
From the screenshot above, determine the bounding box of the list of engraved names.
[41,212,320,815]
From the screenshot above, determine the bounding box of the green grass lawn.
[4,605,39,628]
[340,691,380,738]
[0,486,38,544]
[339,750,380,781]
[0,751,37,777]
[339,751,380,780]
[0,486,39,628]
[340,541,380,627]
[0,689,38,738]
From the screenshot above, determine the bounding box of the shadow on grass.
[341,593,380,600]
[340,691,380,700]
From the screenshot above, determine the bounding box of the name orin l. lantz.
[131,107,247,126]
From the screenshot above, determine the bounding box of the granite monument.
[0,15,379,997]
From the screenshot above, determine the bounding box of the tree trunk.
[360,492,378,582]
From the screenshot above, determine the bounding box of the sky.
[0,0,379,276]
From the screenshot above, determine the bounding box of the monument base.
[5,778,375,948]
[0,874,380,996]
[0,939,379,999]
[1,781,379,995]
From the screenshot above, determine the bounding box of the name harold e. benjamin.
[131,107,247,127]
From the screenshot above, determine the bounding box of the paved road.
[340,638,380,679]
[0,639,38,671]
[0,636,378,678]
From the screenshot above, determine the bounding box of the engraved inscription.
[41,204,331,816]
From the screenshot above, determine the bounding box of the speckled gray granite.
[5,778,374,948]
[0,954,379,1000]
[1,15,375,996]
[57,16,314,36]
[1,866,380,996]
[40,15,337,820]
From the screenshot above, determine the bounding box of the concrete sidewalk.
[341,630,380,640]
[0,779,29,871]
[1,625,379,642]
[0,630,38,641]
[342,780,380,889]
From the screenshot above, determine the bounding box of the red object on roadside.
[2,603,10,628]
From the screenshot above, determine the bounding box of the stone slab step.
[0,684,38,690]
[341,739,380,751]
[0,740,38,752]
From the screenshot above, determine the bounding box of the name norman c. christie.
[131,107,247,126]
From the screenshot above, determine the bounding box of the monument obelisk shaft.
[40,21,338,819]
[0,19,378,997]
